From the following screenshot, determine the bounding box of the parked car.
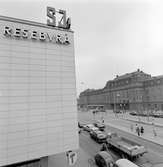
[129,111,137,116]
[90,130,107,143]
[114,110,122,114]
[78,129,81,134]
[83,124,95,132]
[90,127,99,132]
[94,151,114,167]
[78,122,84,128]
[95,151,139,167]
[94,121,105,131]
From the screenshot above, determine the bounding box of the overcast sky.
[0,0,163,96]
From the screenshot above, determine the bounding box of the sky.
[0,0,163,96]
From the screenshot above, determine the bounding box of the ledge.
[0,15,74,33]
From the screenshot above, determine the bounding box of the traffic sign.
[67,151,77,166]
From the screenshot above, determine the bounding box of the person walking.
[153,128,157,137]
[102,119,104,123]
[135,124,138,133]
[130,123,134,132]
[140,126,144,136]
[152,122,157,137]
[135,124,140,136]
[101,116,104,123]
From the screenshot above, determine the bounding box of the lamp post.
[80,82,87,111]
[114,93,120,117]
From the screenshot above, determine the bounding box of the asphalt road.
[79,112,163,167]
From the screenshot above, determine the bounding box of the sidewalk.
[104,120,163,146]
[122,112,163,127]
[104,111,163,146]
[105,110,163,127]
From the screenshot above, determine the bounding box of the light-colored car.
[94,121,105,131]
[90,127,99,131]
[90,130,107,143]
[83,124,95,132]
[116,159,139,167]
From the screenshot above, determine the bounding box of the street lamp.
[80,82,87,111]
[114,93,120,117]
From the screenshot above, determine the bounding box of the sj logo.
[47,7,71,29]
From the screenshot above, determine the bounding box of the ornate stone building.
[78,69,163,112]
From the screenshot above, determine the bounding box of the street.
[79,111,163,167]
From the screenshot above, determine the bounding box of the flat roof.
[0,15,73,33]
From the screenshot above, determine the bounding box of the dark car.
[78,122,83,128]
[114,109,122,114]
[94,151,114,167]
[129,112,137,116]
[93,122,105,131]
[90,130,107,143]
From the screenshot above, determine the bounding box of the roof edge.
[0,15,74,33]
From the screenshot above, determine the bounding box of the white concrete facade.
[0,16,78,166]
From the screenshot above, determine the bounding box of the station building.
[78,69,163,112]
[0,10,78,167]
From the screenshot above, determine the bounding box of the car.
[78,122,84,128]
[95,151,139,167]
[90,130,107,143]
[90,127,99,132]
[83,124,95,132]
[78,129,81,134]
[129,111,137,116]
[94,151,114,167]
[107,132,117,137]
[114,110,122,113]
[93,122,105,131]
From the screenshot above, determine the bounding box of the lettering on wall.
[3,26,70,45]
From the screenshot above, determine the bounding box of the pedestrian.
[135,124,138,133]
[100,143,107,151]
[152,123,157,137]
[137,127,140,136]
[136,124,140,136]
[101,116,104,123]
[102,118,104,123]
[153,128,157,137]
[130,123,134,132]
[140,126,144,136]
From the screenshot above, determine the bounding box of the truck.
[94,151,139,167]
[105,132,147,160]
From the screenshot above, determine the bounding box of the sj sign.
[47,6,71,29]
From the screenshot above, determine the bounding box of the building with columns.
[78,69,163,112]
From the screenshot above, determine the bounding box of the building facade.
[78,69,163,112]
[0,12,78,167]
